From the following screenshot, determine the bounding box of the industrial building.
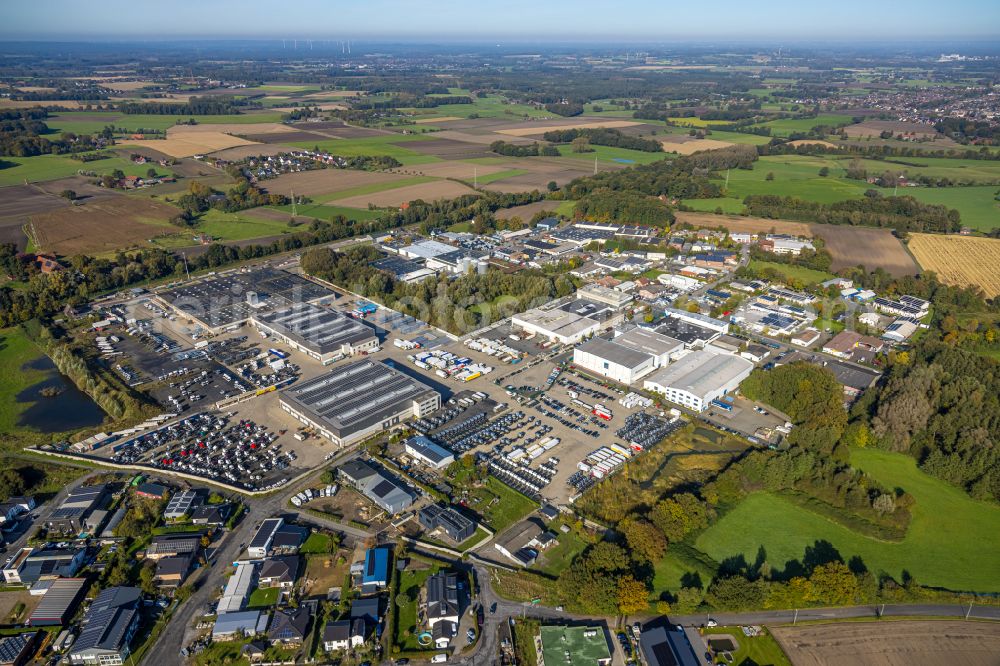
[575,283,633,309]
[156,267,333,333]
[418,504,477,543]
[248,518,285,559]
[212,611,268,641]
[372,256,437,283]
[338,460,416,515]
[573,337,656,385]
[662,307,730,334]
[640,624,701,666]
[882,317,919,343]
[252,303,379,364]
[404,436,455,469]
[217,562,258,615]
[68,587,141,666]
[613,327,685,367]
[27,578,86,627]
[540,626,612,666]
[2,547,86,585]
[653,317,721,349]
[279,360,441,447]
[163,490,200,521]
[512,308,601,345]
[643,350,754,412]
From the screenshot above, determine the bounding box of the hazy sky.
[4,0,1000,41]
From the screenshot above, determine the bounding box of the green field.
[682,197,746,214]
[756,114,852,136]
[0,327,50,435]
[460,168,530,185]
[748,260,835,287]
[191,209,294,242]
[899,185,1000,231]
[401,94,552,120]
[556,144,673,165]
[693,448,1000,593]
[473,477,538,534]
[0,153,160,187]
[268,202,385,221]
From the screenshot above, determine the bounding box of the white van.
[431,655,448,663]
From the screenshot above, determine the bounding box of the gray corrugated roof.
[576,336,652,370]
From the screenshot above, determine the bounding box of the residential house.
[323,619,367,652]
[190,503,230,527]
[268,607,311,645]
[425,572,460,648]
[153,553,194,589]
[145,534,201,561]
[258,556,299,589]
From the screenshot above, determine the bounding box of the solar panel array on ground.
[158,268,335,329]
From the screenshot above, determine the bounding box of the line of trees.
[742,193,961,234]
[117,96,258,115]
[542,127,664,153]
[488,141,560,157]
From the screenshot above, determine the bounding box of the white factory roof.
[400,239,455,260]
[644,350,753,399]
[614,327,684,358]
[513,308,599,339]
[575,337,652,369]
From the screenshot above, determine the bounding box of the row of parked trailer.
[408,350,493,382]
[576,444,635,479]
[465,337,523,364]
[505,437,560,464]
[487,456,554,499]
[291,484,338,506]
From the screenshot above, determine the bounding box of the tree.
[872,493,896,515]
[0,469,26,498]
[818,167,829,177]
[619,516,667,562]
[765,172,775,181]
[571,136,593,153]
[808,561,859,606]
[139,561,158,595]
[59,189,76,200]
[547,180,559,192]
[617,575,649,615]
[146,168,157,178]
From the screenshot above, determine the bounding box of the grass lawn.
[535,526,588,577]
[702,626,791,666]
[266,202,386,222]
[247,586,281,609]
[0,327,51,435]
[401,94,551,120]
[693,448,1000,593]
[458,168,530,186]
[300,532,335,554]
[748,260,835,287]
[193,209,293,241]
[395,566,440,651]
[472,477,538,534]
[287,134,442,166]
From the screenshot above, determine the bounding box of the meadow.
[0,153,158,187]
[747,260,835,287]
[0,327,50,435]
[692,448,1000,593]
[755,114,853,136]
